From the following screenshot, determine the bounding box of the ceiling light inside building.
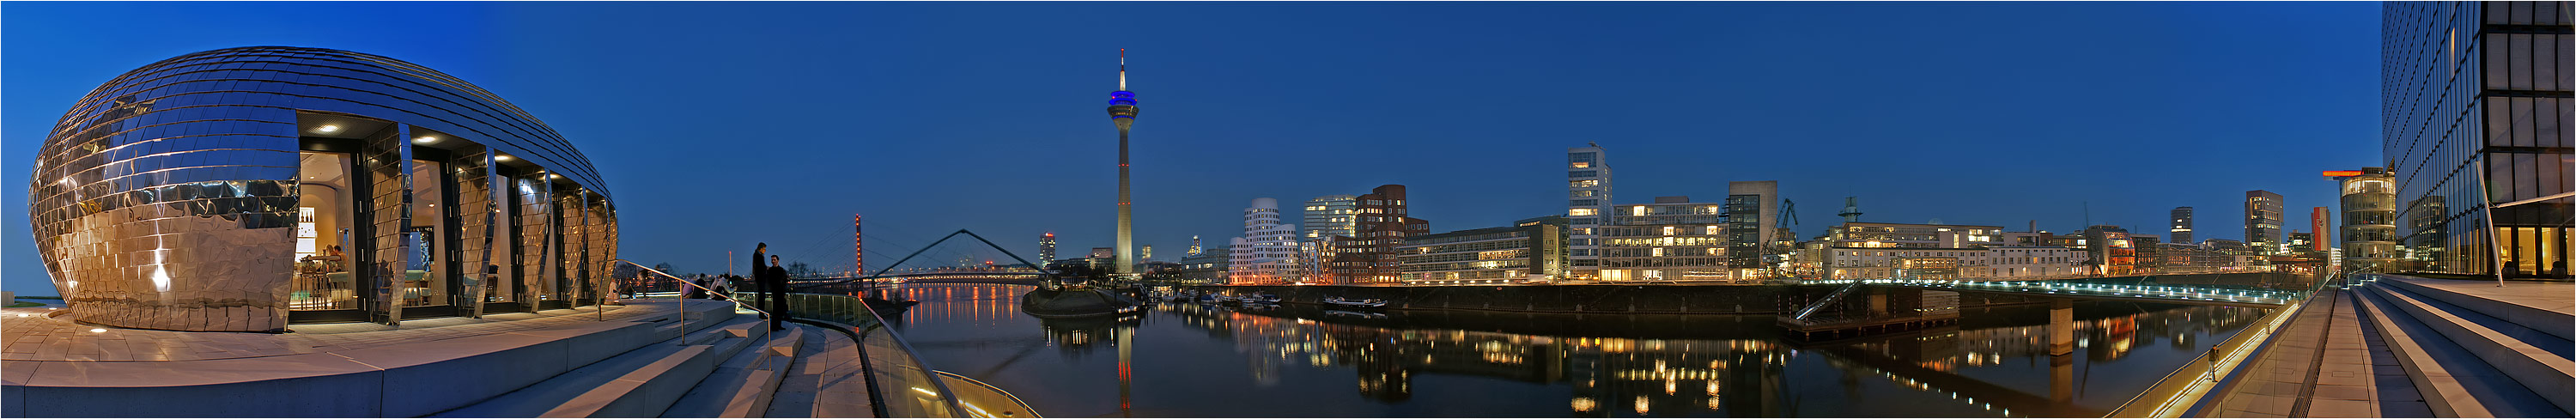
[413,136,437,143]
[316,124,340,133]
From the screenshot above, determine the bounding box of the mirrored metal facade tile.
[29,46,617,331]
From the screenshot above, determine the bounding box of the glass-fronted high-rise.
[27,46,617,331]
[2383,2,2573,278]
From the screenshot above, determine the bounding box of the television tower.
[1107,49,1141,274]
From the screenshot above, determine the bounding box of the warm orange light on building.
[2321,170,2363,177]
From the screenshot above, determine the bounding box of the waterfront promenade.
[2196,275,2572,417]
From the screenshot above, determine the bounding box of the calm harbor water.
[879,283,2269,417]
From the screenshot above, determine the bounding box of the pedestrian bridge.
[1811,278,2301,307]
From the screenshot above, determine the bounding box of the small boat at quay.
[1321,296,1388,309]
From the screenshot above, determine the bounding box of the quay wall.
[1190,284,2052,315]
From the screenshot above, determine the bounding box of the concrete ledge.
[14,353,388,417]
[3,303,707,417]
[2372,285,2574,413]
[2379,276,2573,342]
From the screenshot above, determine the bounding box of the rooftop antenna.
[1838,197,1862,222]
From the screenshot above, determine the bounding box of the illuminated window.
[1571,209,1598,216]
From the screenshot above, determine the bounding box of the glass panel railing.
[784,292,1020,418]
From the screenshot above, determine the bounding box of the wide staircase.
[426,299,806,418]
[2348,274,2572,417]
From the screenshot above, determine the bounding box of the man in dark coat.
[765,254,789,331]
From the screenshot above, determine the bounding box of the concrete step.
[2352,286,2567,417]
[431,314,771,418]
[2366,284,2574,413]
[2374,276,2573,342]
[661,325,806,418]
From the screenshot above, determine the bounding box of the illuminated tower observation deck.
[1107,50,1140,274]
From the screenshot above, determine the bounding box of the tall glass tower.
[1107,50,1141,274]
[2383,2,2572,278]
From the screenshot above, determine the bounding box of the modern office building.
[1986,246,2093,280]
[27,46,617,331]
[1174,246,1231,285]
[1397,216,1567,284]
[2170,207,2196,246]
[1723,181,1779,275]
[1820,247,1996,281]
[1599,197,1732,282]
[2309,207,2332,252]
[1230,197,1299,284]
[1826,222,2008,249]
[1328,185,1430,284]
[2245,190,2286,254]
[1303,194,1358,240]
[2383,2,2573,278]
[1038,233,1059,268]
[2335,167,2402,271]
[1565,144,1613,280]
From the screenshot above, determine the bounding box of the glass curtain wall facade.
[27,46,617,331]
[2383,2,2573,278]
[2245,191,2286,255]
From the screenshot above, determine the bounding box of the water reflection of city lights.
[1571,397,1596,412]
[1634,396,1650,414]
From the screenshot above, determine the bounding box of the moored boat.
[1321,296,1389,308]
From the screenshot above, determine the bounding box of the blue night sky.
[2,2,2380,294]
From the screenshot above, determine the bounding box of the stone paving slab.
[2207,289,2385,417]
[1,301,672,362]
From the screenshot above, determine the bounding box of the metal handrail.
[2108,270,2347,417]
[611,259,771,345]
[1793,280,1866,320]
[934,370,1041,418]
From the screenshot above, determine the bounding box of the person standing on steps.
[766,254,790,331]
[750,243,770,320]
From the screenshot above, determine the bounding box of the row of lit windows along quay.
[27,46,617,331]
[1396,216,1567,284]
[2382,2,2573,279]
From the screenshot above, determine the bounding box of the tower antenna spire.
[1118,48,1127,91]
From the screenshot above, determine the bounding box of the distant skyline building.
[2310,207,2330,252]
[1105,49,1141,274]
[2170,207,2195,245]
[2245,190,2285,254]
[2383,2,2572,278]
[1566,144,1613,280]
[1303,195,1358,240]
[1330,185,1430,284]
[1188,235,1202,257]
[1724,181,1780,275]
[1038,233,1057,269]
[1231,197,1298,284]
[2334,167,2400,272]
